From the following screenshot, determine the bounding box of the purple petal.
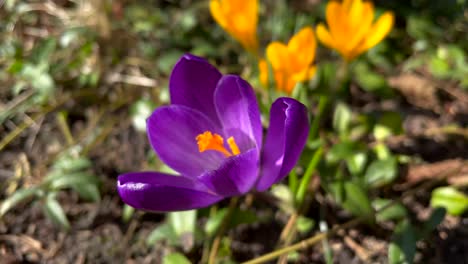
[256,98,310,191]
[117,172,223,212]
[214,75,262,152]
[147,105,225,177]
[198,148,259,196]
[170,54,222,126]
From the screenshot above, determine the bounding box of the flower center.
[196,131,240,157]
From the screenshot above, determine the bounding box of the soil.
[1,2,467,262]
[2,70,468,264]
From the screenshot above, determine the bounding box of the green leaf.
[230,209,257,227]
[52,157,91,172]
[30,38,57,64]
[315,62,338,91]
[72,183,101,202]
[379,112,403,135]
[357,70,388,92]
[354,62,391,96]
[388,221,416,264]
[43,193,70,230]
[205,208,258,237]
[122,204,135,223]
[0,188,40,217]
[326,141,360,164]
[331,182,373,221]
[163,253,191,264]
[373,124,393,141]
[373,142,392,160]
[205,209,227,237]
[271,184,295,213]
[296,216,315,234]
[422,207,446,236]
[21,64,54,101]
[49,172,99,190]
[147,223,178,246]
[346,151,368,176]
[333,102,352,136]
[169,210,196,251]
[364,157,398,188]
[429,56,450,78]
[407,15,435,40]
[169,210,196,236]
[373,199,407,222]
[430,187,468,216]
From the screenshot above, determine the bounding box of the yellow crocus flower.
[259,27,317,94]
[210,0,258,53]
[316,0,394,61]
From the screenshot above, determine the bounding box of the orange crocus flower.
[210,0,258,53]
[316,0,394,61]
[259,27,317,94]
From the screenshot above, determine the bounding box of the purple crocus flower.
[117,54,309,212]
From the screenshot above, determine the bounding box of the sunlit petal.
[118,172,223,212]
[256,98,310,191]
[357,11,394,54]
[266,42,290,70]
[209,0,258,52]
[288,27,316,73]
[316,23,336,50]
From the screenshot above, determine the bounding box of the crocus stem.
[278,148,323,260]
[309,95,328,141]
[201,206,218,263]
[243,179,441,264]
[295,146,323,206]
[337,59,351,97]
[288,170,298,195]
[208,196,239,264]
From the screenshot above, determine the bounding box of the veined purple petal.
[170,54,222,126]
[256,98,309,191]
[117,172,223,212]
[214,75,262,152]
[198,148,259,196]
[147,105,224,177]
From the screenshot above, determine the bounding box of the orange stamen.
[196,131,240,157]
[227,136,240,155]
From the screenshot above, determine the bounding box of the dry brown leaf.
[388,73,440,112]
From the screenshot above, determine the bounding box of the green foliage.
[388,208,446,264]
[333,102,352,138]
[388,220,416,264]
[373,199,407,222]
[43,193,70,230]
[147,223,179,247]
[163,253,191,264]
[364,157,398,188]
[205,208,258,237]
[331,182,374,221]
[431,187,468,215]
[0,151,100,230]
[0,188,42,217]
[0,0,465,262]
[353,62,393,97]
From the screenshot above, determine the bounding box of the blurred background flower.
[316,0,394,61]
[259,27,317,94]
[210,0,258,53]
